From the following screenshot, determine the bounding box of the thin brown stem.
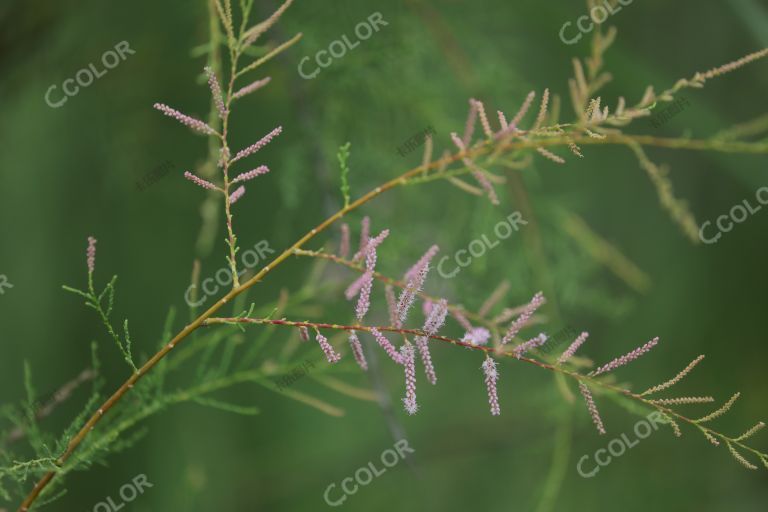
[207,316,768,461]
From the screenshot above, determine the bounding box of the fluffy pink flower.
[316,333,341,364]
[512,333,548,359]
[233,77,272,100]
[229,185,246,204]
[414,298,447,385]
[591,337,660,376]
[184,171,218,190]
[501,292,545,344]
[395,261,430,327]
[470,98,493,138]
[414,336,436,385]
[369,327,403,365]
[154,103,215,135]
[482,358,501,416]
[355,271,374,322]
[348,331,368,370]
[462,327,491,346]
[352,216,371,262]
[204,66,227,119]
[558,332,589,364]
[86,236,97,274]
[403,245,439,283]
[232,165,270,183]
[578,382,606,435]
[232,126,283,163]
[353,229,390,322]
[423,299,448,336]
[401,344,418,415]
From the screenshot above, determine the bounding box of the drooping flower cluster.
[482,357,500,416]
[315,332,341,364]
[296,221,677,433]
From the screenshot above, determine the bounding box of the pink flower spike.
[450,131,467,152]
[345,273,368,300]
[510,90,537,128]
[512,333,548,359]
[501,292,545,344]
[154,103,216,135]
[298,326,309,342]
[462,327,491,347]
[558,332,589,364]
[497,110,509,131]
[339,223,350,259]
[232,165,270,183]
[86,236,97,274]
[363,229,390,271]
[395,261,430,327]
[229,185,246,204]
[184,171,218,191]
[482,357,501,416]
[352,216,371,262]
[354,271,374,321]
[470,98,493,138]
[204,66,227,119]
[232,126,283,163]
[591,337,660,376]
[401,344,418,415]
[353,229,389,321]
[578,382,606,435]
[369,327,403,365]
[404,245,439,283]
[414,336,437,385]
[316,333,341,364]
[233,76,272,100]
[348,331,368,371]
[423,299,448,336]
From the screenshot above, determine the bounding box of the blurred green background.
[1,0,767,510]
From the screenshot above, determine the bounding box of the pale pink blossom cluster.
[315,333,341,364]
[184,171,218,190]
[233,77,272,100]
[591,337,660,376]
[153,103,215,135]
[232,126,283,163]
[86,236,97,274]
[501,291,545,344]
[204,66,227,119]
[482,358,500,416]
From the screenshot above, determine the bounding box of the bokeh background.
[1,0,767,510]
